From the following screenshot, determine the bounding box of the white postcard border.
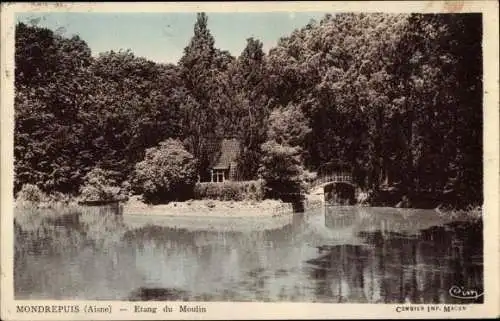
[1,1,499,320]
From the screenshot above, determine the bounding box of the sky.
[16,12,328,64]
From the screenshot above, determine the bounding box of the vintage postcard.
[1,1,499,320]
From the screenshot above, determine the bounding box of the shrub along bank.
[193,180,264,201]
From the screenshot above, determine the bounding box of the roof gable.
[211,138,240,169]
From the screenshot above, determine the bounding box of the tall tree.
[178,13,232,179]
[15,23,94,193]
[229,37,271,180]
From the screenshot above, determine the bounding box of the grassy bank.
[434,204,482,222]
[123,196,294,218]
[14,197,295,240]
[14,182,481,222]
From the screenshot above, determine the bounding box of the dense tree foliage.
[265,13,482,206]
[259,105,311,198]
[15,23,94,193]
[231,38,271,180]
[14,12,483,207]
[15,23,185,193]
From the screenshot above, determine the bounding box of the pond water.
[14,206,483,303]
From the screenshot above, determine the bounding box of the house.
[208,138,240,183]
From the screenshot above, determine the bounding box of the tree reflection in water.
[15,205,482,303]
[305,207,483,303]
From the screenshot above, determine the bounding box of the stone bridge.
[310,172,357,206]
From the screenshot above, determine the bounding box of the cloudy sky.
[16,12,328,64]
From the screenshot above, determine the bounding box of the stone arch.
[324,182,356,205]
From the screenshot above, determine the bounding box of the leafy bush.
[258,140,307,199]
[258,103,311,200]
[16,184,79,209]
[16,184,46,204]
[194,180,264,201]
[131,139,198,204]
[301,170,318,192]
[79,168,128,202]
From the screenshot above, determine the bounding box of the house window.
[212,169,225,183]
[217,171,224,183]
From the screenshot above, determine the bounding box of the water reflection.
[14,206,483,303]
[312,207,483,303]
